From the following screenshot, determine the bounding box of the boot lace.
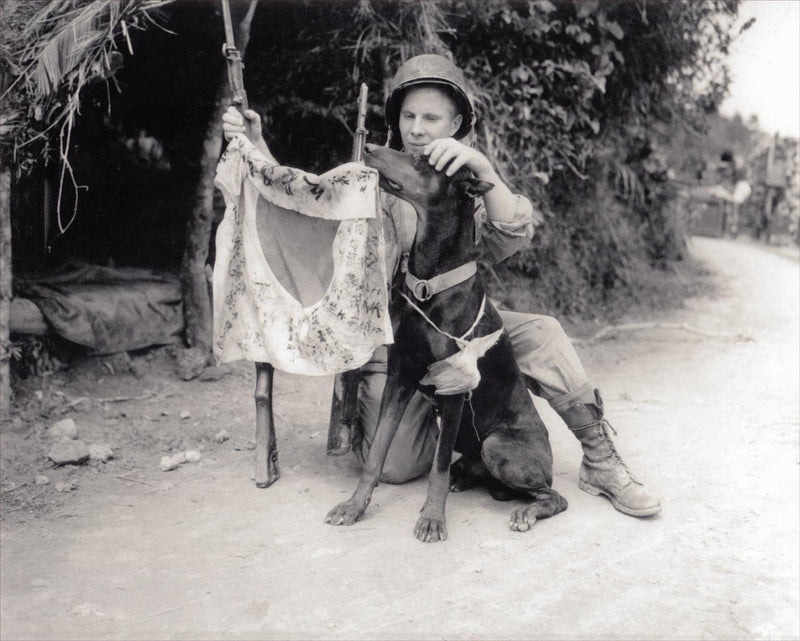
[598,418,636,482]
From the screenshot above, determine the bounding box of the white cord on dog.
[398,291,487,348]
[466,392,481,442]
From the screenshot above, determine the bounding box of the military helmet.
[385,54,476,144]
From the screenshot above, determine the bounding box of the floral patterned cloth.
[213,135,393,375]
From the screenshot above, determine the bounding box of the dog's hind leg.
[415,393,466,543]
[450,406,497,492]
[508,488,568,532]
[449,456,491,492]
[481,428,568,531]
[450,456,532,501]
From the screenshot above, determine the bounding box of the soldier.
[223,54,661,517]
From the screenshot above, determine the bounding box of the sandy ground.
[1,235,798,641]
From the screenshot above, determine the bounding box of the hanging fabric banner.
[213,135,393,375]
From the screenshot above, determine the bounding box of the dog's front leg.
[325,372,415,526]
[415,393,465,543]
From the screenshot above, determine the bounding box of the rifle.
[221,0,248,114]
[327,83,370,456]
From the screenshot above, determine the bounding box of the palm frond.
[21,1,124,96]
[1,0,172,217]
[2,1,170,141]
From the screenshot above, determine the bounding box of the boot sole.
[579,480,661,517]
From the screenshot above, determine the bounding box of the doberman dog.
[325,144,567,542]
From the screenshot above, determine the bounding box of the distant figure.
[757,133,789,243]
[708,150,752,237]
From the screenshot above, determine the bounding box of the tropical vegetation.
[1,0,753,407]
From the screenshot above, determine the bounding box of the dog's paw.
[509,507,537,532]
[414,515,447,543]
[324,500,366,526]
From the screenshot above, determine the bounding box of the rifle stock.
[327,83,371,456]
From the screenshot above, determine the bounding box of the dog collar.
[404,261,478,302]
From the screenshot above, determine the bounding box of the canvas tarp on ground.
[14,262,183,354]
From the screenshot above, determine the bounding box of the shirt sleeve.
[474,193,543,263]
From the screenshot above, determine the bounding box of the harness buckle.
[413,280,432,302]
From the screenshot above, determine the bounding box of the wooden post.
[254,361,279,487]
[179,81,226,351]
[0,167,12,423]
[180,0,257,351]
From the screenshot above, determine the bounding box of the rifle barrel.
[221,0,236,46]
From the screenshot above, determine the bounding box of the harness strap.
[399,291,487,349]
[404,261,477,302]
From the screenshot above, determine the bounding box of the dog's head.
[363,144,492,215]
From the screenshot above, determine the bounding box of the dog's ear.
[451,176,494,199]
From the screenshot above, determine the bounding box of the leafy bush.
[443,1,737,316]
[240,0,739,318]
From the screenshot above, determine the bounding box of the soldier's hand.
[424,138,492,178]
[222,106,263,144]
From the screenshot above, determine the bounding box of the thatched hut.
[0,0,260,418]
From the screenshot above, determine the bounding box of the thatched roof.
[1,0,171,175]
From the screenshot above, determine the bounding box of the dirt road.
[1,236,798,640]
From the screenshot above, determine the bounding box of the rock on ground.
[175,348,209,381]
[48,418,78,440]
[47,439,90,465]
[88,444,114,462]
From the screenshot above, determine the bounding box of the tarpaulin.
[15,262,183,354]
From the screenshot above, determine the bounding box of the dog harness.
[213,135,393,375]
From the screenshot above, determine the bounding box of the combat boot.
[557,390,661,517]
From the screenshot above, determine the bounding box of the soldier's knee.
[378,458,427,484]
[509,314,571,357]
[530,315,568,342]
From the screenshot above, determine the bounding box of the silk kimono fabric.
[213,136,392,375]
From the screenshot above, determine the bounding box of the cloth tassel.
[420,328,504,395]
